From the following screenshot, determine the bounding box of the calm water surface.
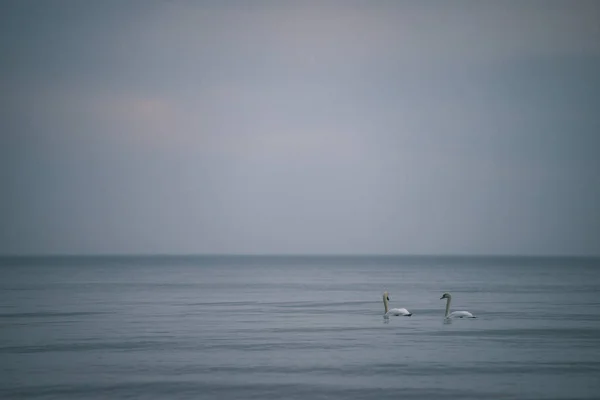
[1,255,599,399]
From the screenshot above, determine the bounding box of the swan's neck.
[445,297,451,317]
[383,295,389,314]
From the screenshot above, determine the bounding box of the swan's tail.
[405,313,413,317]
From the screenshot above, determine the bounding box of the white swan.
[440,293,476,319]
[383,291,412,318]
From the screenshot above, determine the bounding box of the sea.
[1,255,599,400]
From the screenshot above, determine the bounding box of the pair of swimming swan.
[383,291,476,319]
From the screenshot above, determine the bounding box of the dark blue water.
[1,255,599,399]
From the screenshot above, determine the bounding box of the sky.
[1,0,599,256]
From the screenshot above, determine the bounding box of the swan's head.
[440,292,451,300]
[383,291,390,301]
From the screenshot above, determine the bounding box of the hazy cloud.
[1,0,599,255]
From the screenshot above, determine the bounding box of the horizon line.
[1,253,599,258]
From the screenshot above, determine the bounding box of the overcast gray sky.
[1,0,599,255]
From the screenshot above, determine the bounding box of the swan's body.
[383,292,412,318]
[440,293,475,319]
[446,310,475,318]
